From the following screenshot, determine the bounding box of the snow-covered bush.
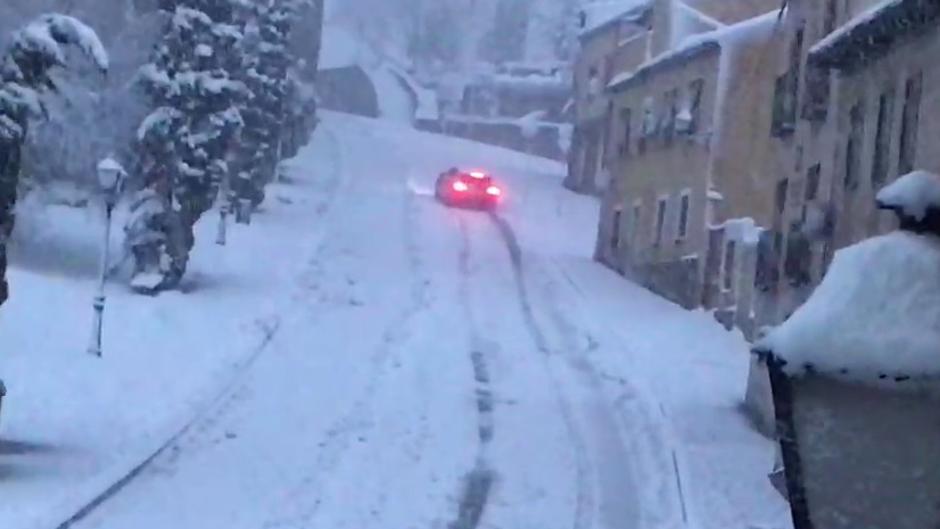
[0,13,108,306]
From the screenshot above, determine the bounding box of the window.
[687,79,704,134]
[776,178,789,215]
[587,66,600,99]
[845,101,864,191]
[611,209,622,250]
[723,240,736,291]
[805,163,821,201]
[640,100,656,153]
[802,64,829,121]
[601,101,614,170]
[822,240,835,276]
[899,72,923,175]
[631,201,643,246]
[772,74,796,136]
[790,26,804,94]
[823,0,838,35]
[654,198,667,245]
[619,108,632,157]
[664,89,678,144]
[784,231,812,287]
[772,26,804,135]
[603,56,615,85]
[871,89,894,186]
[677,192,691,240]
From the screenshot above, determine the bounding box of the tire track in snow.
[445,218,496,529]
[56,125,348,529]
[487,214,596,529]
[546,258,689,529]
[261,181,433,529]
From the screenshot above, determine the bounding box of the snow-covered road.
[4,112,789,529]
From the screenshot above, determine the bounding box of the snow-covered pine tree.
[0,14,108,306]
[129,0,246,292]
[232,0,311,211]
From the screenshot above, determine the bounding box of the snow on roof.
[518,110,549,140]
[674,1,726,29]
[809,0,902,61]
[876,170,940,222]
[608,32,720,90]
[579,0,651,38]
[609,8,779,91]
[758,231,940,382]
[490,71,569,90]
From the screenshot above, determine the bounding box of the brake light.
[486,185,501,196]
[469,171,487,179]
[453,180,469,192]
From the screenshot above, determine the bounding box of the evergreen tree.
[232,0,312,213]
[0,14,108,306]
[128,0,246,292]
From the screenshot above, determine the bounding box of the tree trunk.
[0,140,22,307]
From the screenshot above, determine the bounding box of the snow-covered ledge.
[876,169,940,236]
[751,204,940,527]
[755,169,940,384]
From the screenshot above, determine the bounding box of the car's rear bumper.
[441,193,499,210]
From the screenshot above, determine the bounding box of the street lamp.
[87,156,126,357]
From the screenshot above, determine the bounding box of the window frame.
[723,240,737,292]
[619,107,632,158]
[898,71,923,176]
[845,100,865,192]
[805,163,821,202]
[677,190,691,241]
[871,88,895,187]
[664,88,679,144]
[631,199,643,248]
[687,78,704,134]
[654,196,668,246]
[611,208,623,250]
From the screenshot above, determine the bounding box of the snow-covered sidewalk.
[0,125,344,529]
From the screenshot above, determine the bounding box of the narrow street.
[60,113,784,529]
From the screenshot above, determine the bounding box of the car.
[434,168,503,210]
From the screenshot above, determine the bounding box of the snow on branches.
[0,13,109,306]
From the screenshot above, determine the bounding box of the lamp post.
[87,156,125,358]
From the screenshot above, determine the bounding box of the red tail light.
[453,180,469,192]
[486,185,501,196]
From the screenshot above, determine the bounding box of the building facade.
[586,0,940,343]
[597,0,782,314]
[757,0,940,327]
[566,2,652,195]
